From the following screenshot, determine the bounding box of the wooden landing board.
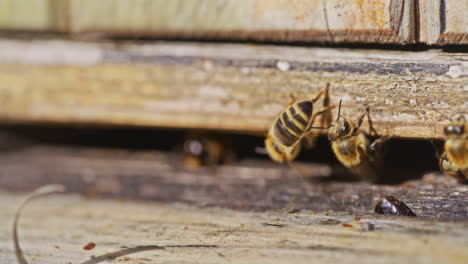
[0,144,467,220]
[0,191,467,264]
[0,39,467,139]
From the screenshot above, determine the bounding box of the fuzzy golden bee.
[439,115,467,183]
[328,107,389,182]
[265,85,333,163]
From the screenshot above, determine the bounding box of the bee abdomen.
[272,101,314,147]
[273,118,299,146]
[289,104,309,128]
[296,101,313,119]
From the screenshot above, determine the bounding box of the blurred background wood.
[0,39,466,139]
[0,0,466,44]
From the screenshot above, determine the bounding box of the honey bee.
[183,132,234,170]
[439,115,467,183]
[328,107,389,182]
[264,85,334,163]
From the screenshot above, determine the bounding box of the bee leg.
[440,153,467,183]
[351,108,369,135]
[364,107,379,136]
[370,135,391,153]
[305,90,329,149]
[305,103,337,133]
[311,82,330,103]
[319,83,332,127]
[288,93,296,105]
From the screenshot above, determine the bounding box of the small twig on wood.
[13,184,66,264]
[79,246,164,264]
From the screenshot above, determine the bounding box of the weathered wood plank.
[1,1,466,45]
[67,0,415,44]
[0,191,467,264]
[0,143,467,220]
[0,0,416,44]
[418,0,468,45]
[0,39,466,139]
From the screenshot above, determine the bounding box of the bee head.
[328,117,351,141]
[444,124,464,136]
[444,115,466,136]
[327,99,351,141]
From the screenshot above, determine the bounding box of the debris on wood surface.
[374,196,417,217]
[2,190,467,264]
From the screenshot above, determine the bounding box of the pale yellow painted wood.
[0,0,68,31]
[0,39,466,139]
[0,191,467,264]
[0,0,50,30]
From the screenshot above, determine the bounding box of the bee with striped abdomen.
[439,115,467,183]
[265,85,334,163]
[328,107,390,182]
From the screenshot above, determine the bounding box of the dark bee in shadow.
[183,132,235,170]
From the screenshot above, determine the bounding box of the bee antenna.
[335,99,343,122]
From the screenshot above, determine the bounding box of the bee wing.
[356,145,379,182]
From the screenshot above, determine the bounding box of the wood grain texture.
[0,0,417,44]
[1,0,466,45]
[0,143,467,220]
[0,190,467,264]
[0,39,467,139]
[418,0,468,44]
[67,0,415,44]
